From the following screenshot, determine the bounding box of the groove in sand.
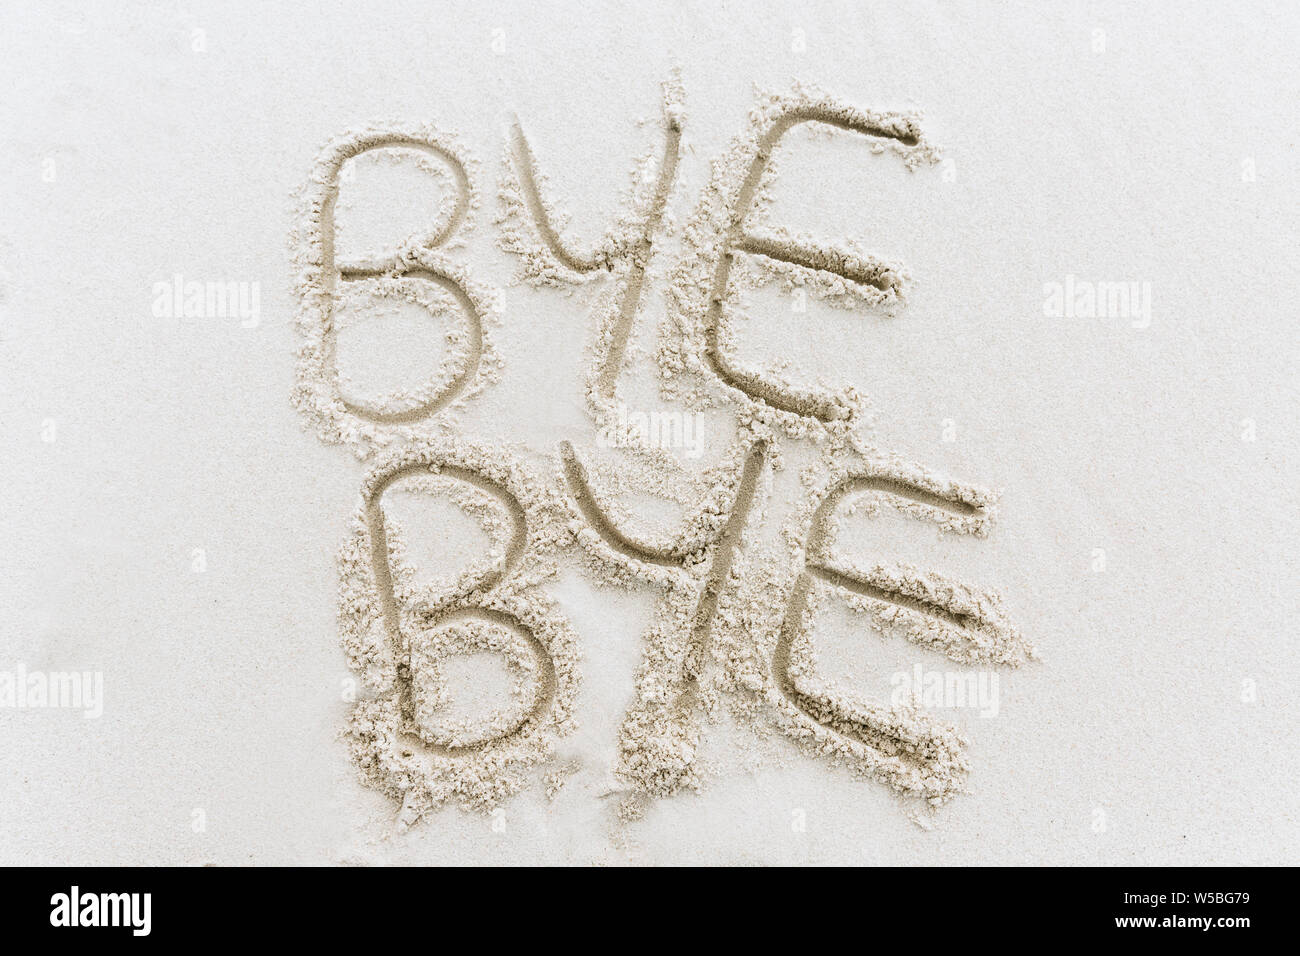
[704,107,919,421]
[333,267,485,424]
[403,606,557,753]
[510,113,683,401]
[771,468,992,760]
[772,570,954,773]
[317,135,480,425]
[561,438,768,747]
[803,471,987,630]
[363,460,548,755]
[676,443,766,707]
[596,117,681,399]
[558,440,692,568]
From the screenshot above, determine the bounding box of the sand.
[1,0,1297,865]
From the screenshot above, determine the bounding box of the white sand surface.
[1,0,1297,865]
